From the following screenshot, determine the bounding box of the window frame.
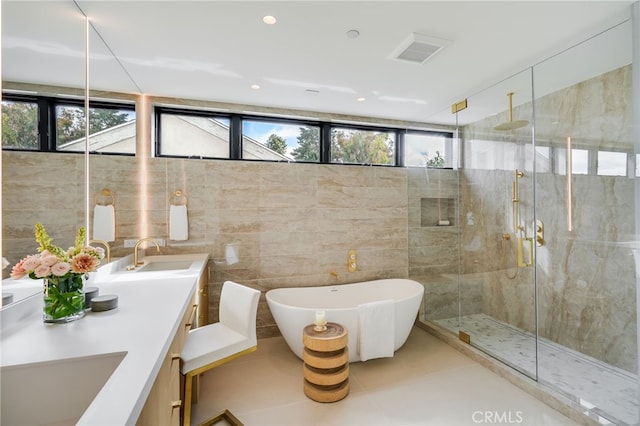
[1,93,136,155]
[155,106,452,167]
[328,122,399,166]
[155,106,233,159]
[403,129,454,168]
[241,115,322,163]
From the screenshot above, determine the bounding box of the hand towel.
[169,204,189,241]
[357,299,395,361]
[93,205,115,242]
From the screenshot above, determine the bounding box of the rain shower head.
[494,92,529,131]
[495,119,529,131]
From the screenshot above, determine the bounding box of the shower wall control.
[347,249,357,272]
[517,237,534,267]
[536,220,544,246]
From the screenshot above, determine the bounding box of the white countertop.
[0,253,209,425]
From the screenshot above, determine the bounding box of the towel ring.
[95,188,115,206]
[170,190,188,206]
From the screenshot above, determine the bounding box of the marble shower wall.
[407,167,466,321]
[2,153,409,338]
[459,65,636,373]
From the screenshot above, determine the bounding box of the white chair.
[180,280,261,426]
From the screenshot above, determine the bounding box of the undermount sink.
[93,253,208,282]
[135,260,193,272]
[1,352,126,425]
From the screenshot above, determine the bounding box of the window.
[534,146,552,173]
[242,119,319,162]
[158,110,230,158]
[597,150,626,176]
[156,106,450,167]
[405,131,452,168]
[571,149,589,175]
[56,103,136,154]
[1,99,39,150]
[330,126,395,165]
[2,93,135,154]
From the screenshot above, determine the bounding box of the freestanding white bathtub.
[266,278,424,362]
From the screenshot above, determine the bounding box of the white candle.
[315,310,326,324]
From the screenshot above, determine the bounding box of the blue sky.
[242,121,302,157]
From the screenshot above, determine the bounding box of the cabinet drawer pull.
[171,400,182,409]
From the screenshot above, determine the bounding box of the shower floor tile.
[434,313,639,425]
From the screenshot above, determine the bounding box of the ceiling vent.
[390,33,451,64]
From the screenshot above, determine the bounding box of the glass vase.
[43,274,86,323]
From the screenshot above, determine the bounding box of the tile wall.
[2,154,409,338]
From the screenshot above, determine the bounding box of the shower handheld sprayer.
[512,170,524,234]
[502,170,532,278]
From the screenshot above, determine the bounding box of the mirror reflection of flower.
[10,223,105,281]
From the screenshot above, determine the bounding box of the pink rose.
[41,254,59,267]
[21,255,41,271]
[50,262,71,277]
[10,259,27,279]
[70,253,99,274]
[34,265,51,278]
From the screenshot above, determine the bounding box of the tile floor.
[435,314,638,425]
[191,327,578,426]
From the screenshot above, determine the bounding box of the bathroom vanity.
[0,253,209,426]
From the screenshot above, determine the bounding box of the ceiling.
[1,1,635,126]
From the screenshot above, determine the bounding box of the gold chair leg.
[197,409,244,426]
[183,372,194,426]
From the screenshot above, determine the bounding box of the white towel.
[169,204,189,241]
[357,299,395,361]
[93,205,115,242]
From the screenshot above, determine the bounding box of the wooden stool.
[302,322,349,403]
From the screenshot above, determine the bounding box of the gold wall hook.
[94,188,115,206]
[170,190,188,206]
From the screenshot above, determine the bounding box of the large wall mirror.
[2,1,87,306]
[1,0,137,307]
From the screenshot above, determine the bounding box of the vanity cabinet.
[136,264,207,426]
[197,267,209,326]
[136,301,196,426]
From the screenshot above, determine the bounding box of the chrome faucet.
[133,238,160,267]
[89,239,111,263]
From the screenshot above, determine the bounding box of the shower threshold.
[434,313,638,426]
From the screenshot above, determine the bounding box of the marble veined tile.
[435,314,638,425]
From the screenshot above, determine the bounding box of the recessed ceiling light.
[251,84,261,90]
[263,15,277,25]
[346,30,360,39]
[357,97,366,102]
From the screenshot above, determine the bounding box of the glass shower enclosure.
[419,15,638,425]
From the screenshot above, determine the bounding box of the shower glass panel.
[532,19,637,425]
[420,9,637,426]
[448,69,538,379]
